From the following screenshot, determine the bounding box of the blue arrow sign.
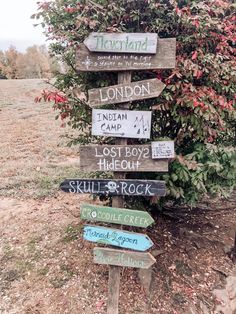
[83,225,153,251]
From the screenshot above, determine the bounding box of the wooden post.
[233,230,236,263]
[107,71,131,314]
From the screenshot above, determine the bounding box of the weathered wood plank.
[84,32,158,54]
[80,203,154,227]
[92,109,152,139]
[94,247,156,269]
[151,141,175,159]
[88,78,165,107]
[83,225,153,251]
[60,179,166,196]
[76,38,176,72]
[79,145,169,172]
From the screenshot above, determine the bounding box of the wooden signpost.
[60,179,166,196]
[92,109,152,139]
[84,32,158,54]
[94,247,156,269]
[68,31,176,314]
[83,225,154,251]
[76,38,176,72]
[151,141,175,159]
[88,78,165,107]
[79,145,169,172]
[80,204,154,227]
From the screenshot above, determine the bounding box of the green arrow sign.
[80,203,154,228]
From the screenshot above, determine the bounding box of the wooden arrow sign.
[60,179,166,196]
[80,204,154,228]
[84,32,158,54]
[83,225,153,251]
[94,247,156,269]
[88,78,165,107]
[92,109,151,139]
[76,38,176,72]
[79,145,169,172]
